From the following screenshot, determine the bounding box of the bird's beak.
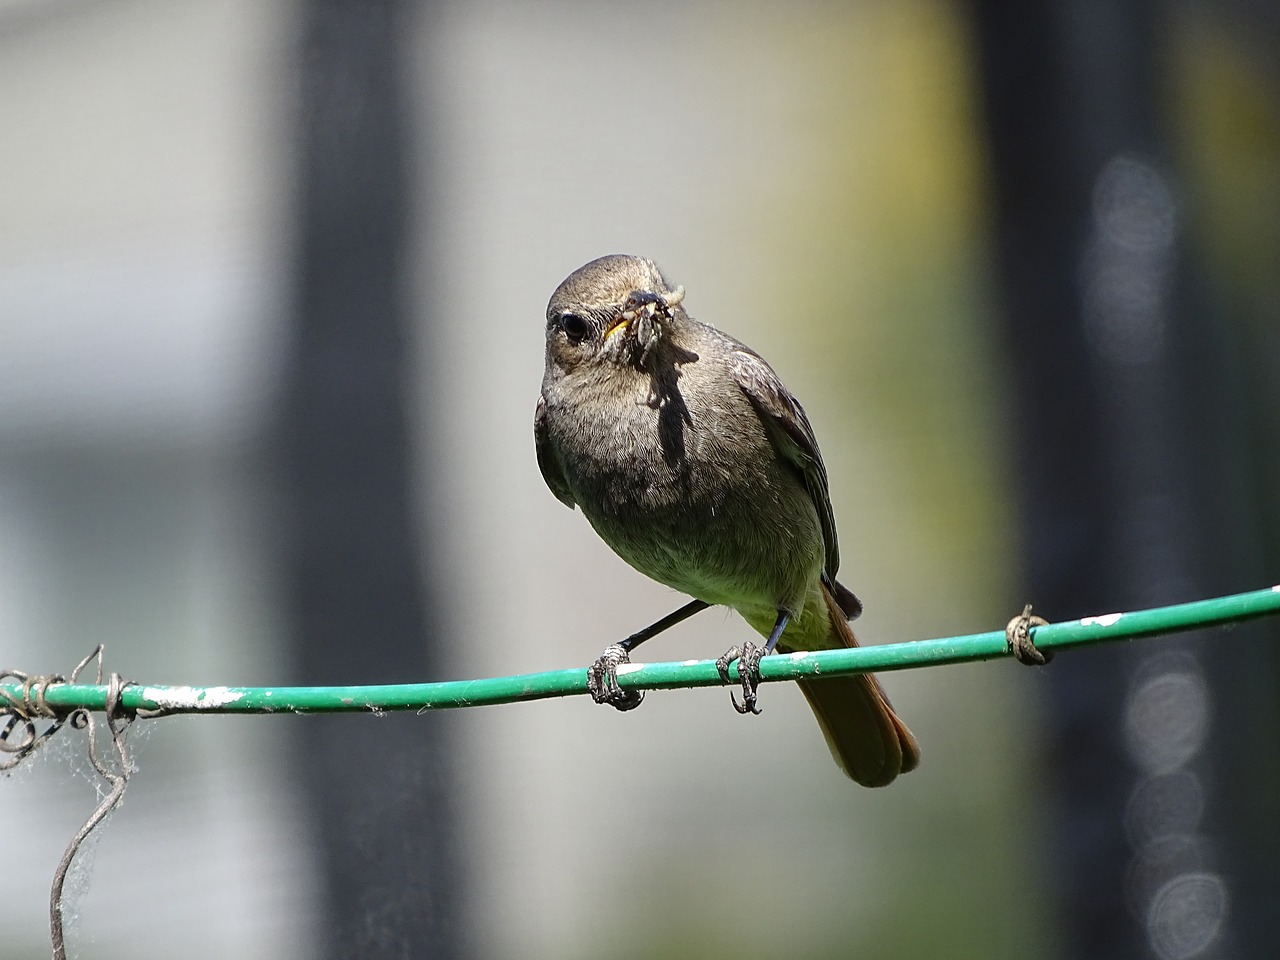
[604,285,686,343]
[604,315,631,340]
[607,289,665,340]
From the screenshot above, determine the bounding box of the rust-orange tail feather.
[795,583,920,786]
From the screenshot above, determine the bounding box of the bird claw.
[715,642,764,715]
[586,644,645,711]
[1006,604,1052,665]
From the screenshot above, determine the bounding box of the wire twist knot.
[1,668,71,770]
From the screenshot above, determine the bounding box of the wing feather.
[727,349,841,581]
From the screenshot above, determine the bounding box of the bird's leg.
[620,598,712,652]
[715,610,790,715]
[587,599,711,711]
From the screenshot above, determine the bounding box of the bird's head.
[544,254,686,372]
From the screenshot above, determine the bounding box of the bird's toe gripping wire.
[586,643,645,712]
[715,611,790,715]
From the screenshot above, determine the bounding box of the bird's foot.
[714,641,764,715]
[1006,604,1053,665]
[586,644,645,711]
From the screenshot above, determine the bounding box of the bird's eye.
[559,313,590,344]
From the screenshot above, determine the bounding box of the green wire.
[8,584,1280,717]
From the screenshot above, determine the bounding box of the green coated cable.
[7,584,1280,717]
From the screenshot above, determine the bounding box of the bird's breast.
[541,364,823,613]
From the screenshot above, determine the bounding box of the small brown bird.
[534,254,919,786]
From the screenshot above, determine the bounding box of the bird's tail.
[791,582,920,786]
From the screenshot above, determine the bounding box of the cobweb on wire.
[0,646,140,960]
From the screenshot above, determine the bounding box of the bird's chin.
[601,331,639,366]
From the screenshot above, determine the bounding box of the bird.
[533,254,919,786]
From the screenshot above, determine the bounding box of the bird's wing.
[534,395,577,509]
[727,348,841,581]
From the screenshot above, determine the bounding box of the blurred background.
[2,0,1278,958]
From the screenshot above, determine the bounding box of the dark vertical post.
[970,14,1138,956]
[283,1,460,957]
[969,1,1266,957]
